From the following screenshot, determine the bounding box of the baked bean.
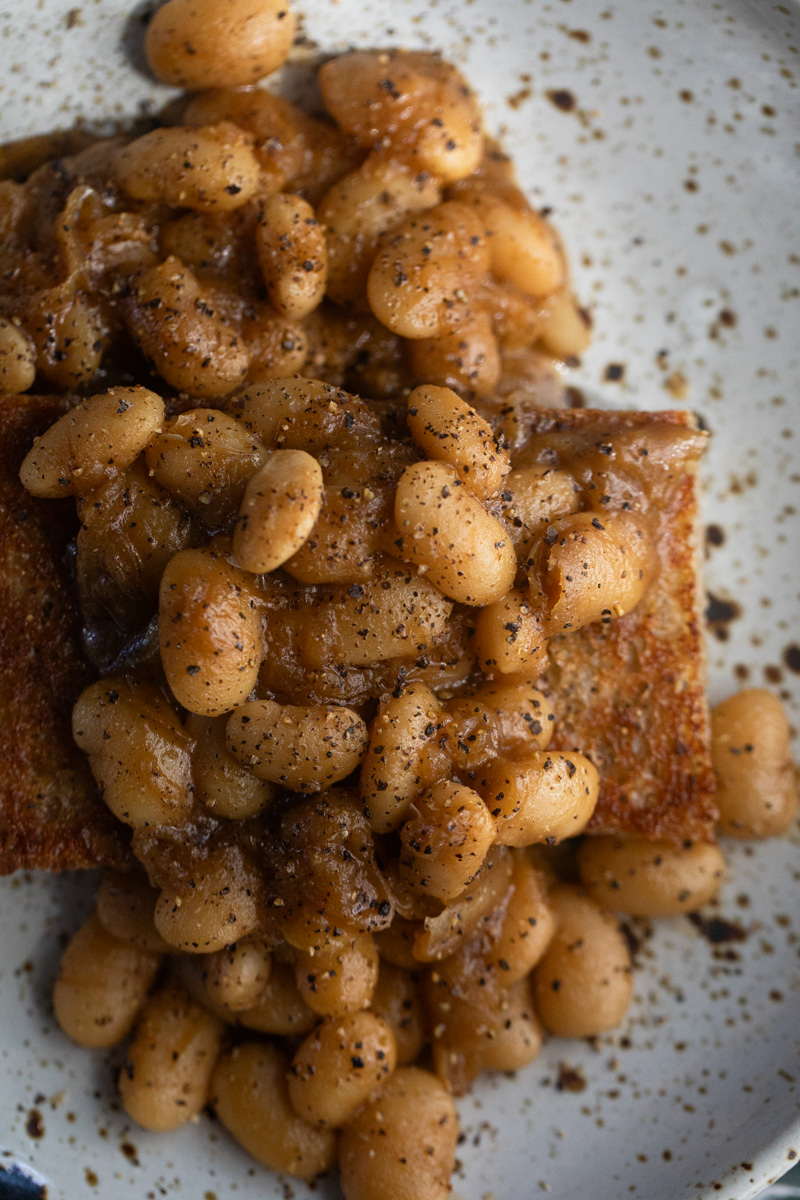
[115,123,259,212]
[154,848,260,953]
[76,462,191,621]
[487,855,555,983]
[339,1065,459,1200]
[184,86,308,188]
[146,0,297,89]
[320,50,482,182]
[477,276,546,353]
[469,679,555,757]
[185,85,357,202]
[242,306,309,379]
[711,688,799,838]
[169,954,233,1022]
[474,588,548,677]
[367,202,489,340]
[578,836,725,917]
[480,751,599,847]
[399,781,495,904]
[408,311,501,398]
[425,941,542,1093]
[213,1042,336,1180]
[27,286,108,390]
[123,258,249,397]
[0,317,35,393]
[256,193,328,318]
[412,846,514,962]
[159,548,263,716]
[233,449,323,573]
[498,464,580,554]
[374,916,424,971]
[319,155,441,308]
[73,678,194,830]
[158,208,253,280]
[19,385,164,499]
[361,683,442,834]
[53,912,161,1048]
[289,1011,397,1127]
[533,510,653,634]
[188,714,275,819]
[476,978,543,1072]
[203,940,272,1011]
[394,460,516,606]
[96,870,172,954]
[406,384,509,500]
[300,565,452,669]
[119,985,223,1132]
[226,699,368,791]
[294,933,379,1017]
[145,408,265,525]
[231,375,381,453]
[536,289,592,358]
[239,960,317,1036]
[533,885,633,1038]
[370,963,424,1065]
[465,192,565,297]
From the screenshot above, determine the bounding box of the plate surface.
[1,2,799,1198]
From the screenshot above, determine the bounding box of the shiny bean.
[226,699,368,791]
[399,781,496,904]
[288,1011,397,1127]
[361,683,442,834]
[578,836,726,917]
[53,912,161,1048]
[114,123,259,211]
[533,885,633,1038]
[159,548,263,717]
[256,193,328,319]
[214,1042,336,1179]
[338,1066,459,1200]
[394,460,516,606]
[20,386,164,499]
[294,933,379,1017]
[119,985,223,1132]
[233,449,323,573]
[480,751,599,847]
[146,0,297,89]
[711,688,799,838]
[367,202,489,340]
[406,384,509,500]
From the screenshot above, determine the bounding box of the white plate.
[1,2,799,1198]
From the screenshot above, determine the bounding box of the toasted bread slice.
[528,408,717,843]
[0,398,714,874]
[0,395,128,874]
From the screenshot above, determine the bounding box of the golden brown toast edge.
[0,395,129,874]
[531,407,718,843]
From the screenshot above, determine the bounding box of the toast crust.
[0,396,129,874]
[529,408,717,843]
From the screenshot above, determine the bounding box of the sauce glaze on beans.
[8,16,792,1200]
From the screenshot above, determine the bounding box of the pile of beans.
[8,1,798,1196]
[23,368,798,1196]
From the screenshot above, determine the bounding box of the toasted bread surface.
[0,395,129,874]
[529,408,717,843]
[0,399,714,874]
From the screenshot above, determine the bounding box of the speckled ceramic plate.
[1,2,799,1198]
